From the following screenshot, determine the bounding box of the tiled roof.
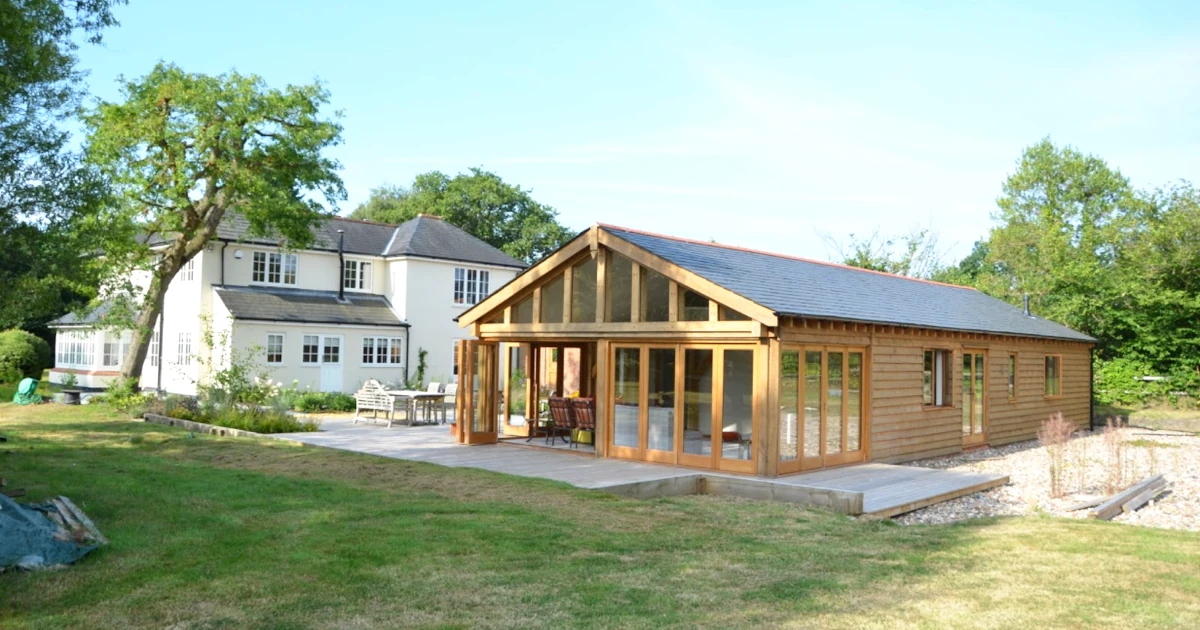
[602,226,1095,343]
[214,286,408,327]
[212,214,525,268]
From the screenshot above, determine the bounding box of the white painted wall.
[396,258,519,384]
[229,321,408,392]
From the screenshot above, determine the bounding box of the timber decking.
[273,421,1008,516]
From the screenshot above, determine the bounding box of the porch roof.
[214,285,408,327]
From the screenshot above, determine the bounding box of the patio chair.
[547,396,573,445]
[441,382,458,424]
[421,382,442,422]
[354,379,397,427]
[568,398,595,449]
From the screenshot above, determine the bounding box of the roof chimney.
[1023,293,1031,317]
[337,229,346,302]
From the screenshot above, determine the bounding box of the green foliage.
[406,347,429,389]
[0,329,52,379]
[59,372,78,389]
[104,377,149,416]
[826,227,946,279]
[82,62,346,379]
[193,400,319,433]
[936,138,1200,390]
[0,1,119,335]
[293,391,354,413]
[350,168,573,263]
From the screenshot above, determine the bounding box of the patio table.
[385,390,447,425]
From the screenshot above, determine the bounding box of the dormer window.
[454,267,490,305]
[252,251,298,285]
[344,260,372,291]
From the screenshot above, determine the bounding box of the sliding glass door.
[778,345,867,474]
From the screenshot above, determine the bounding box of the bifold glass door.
[610,344,758,473]
[779,346,866,473]
[458,341,498,445]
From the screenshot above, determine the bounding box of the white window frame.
[102,331,132,368]
[301,334,320,366]
[453,267,490,306]
[177,332,193,367]
[321,336,342,365]
[56,330,95,369]
[266,333,285,366]
[176,258,195,282]
[149,329,160,368]
[361,336,404,367]
[251,251,298,286]
[343,259,373,292]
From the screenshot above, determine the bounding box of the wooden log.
[1063,496,1106,512]
[1088,474,1165,521]
[1121,481,1168,515]
[56,496,109,545]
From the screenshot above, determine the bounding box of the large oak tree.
[84,62,345,380]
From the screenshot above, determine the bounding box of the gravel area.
[895,426,1200,531]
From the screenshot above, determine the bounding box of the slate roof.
[602,226,1095,343]
[213,286,408,328]
[211,214,525,268]
[50,301,116,327]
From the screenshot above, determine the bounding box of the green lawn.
[2,404,1199,629]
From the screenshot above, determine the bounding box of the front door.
[962,350,987,446]
[458,340,499,445]
[319,336,343,392]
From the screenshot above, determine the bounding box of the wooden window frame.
[1007,352,1018,401]
[922,348,953,408]
[1044,354,1063,399]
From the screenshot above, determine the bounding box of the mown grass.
[1,403,1199,629]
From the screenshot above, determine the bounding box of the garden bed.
[897,426,1200,531]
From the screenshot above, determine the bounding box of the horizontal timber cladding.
[778,318,1093,464]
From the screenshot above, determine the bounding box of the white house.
[47,214,525,394]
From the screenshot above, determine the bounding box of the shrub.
[0,329,52,380]
[292,391,356,413]
[105,377,150,416]
[195,401,319,433]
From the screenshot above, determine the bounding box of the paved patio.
[273,419,1008,516]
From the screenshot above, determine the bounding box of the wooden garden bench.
[354,379,397,427]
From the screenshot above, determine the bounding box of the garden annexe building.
[454,224,1095,477]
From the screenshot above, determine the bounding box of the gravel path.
[895,426,1200,531]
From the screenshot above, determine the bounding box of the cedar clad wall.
[779,318,1092,465]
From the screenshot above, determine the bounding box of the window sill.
[1044,394,1064,401]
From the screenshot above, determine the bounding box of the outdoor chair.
[568,398,596,448]
[547,396,574,445]
[422,382,443,422]
[442,383,458,424]
[354,379,397,427]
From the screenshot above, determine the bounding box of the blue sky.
[75,1,1200,264]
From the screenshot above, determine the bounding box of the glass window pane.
[721,349,754,461]
[640,268,670,322]
[606,253,633,323]
[513,296,534,323]
[680,289,709,321]
[963,354,973,435]
[923,350,933,405]
[826,352,843,454]
[647,348,675,452]
[612,348,640,448]
[1008,354,1017,399]
[540,275,565,324]
[848,352,862,452]
[804,351,822,457]
[570,256,597,323]
[683,349,713,456]
[974,354,985,434]
[719,306,749,321]
[780,350,800,462]
[506,346,529,427]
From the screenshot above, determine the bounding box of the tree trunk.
[119,240,191,382]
